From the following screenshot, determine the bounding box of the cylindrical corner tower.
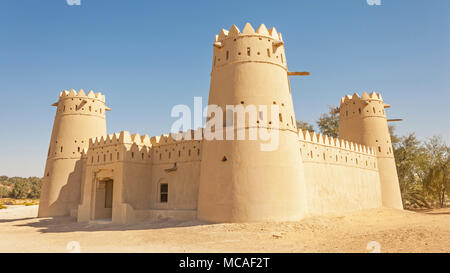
[197,23,307,222]
[338,92,403,209]
[38,89,109,217]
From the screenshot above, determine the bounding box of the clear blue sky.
[0,0,449,177]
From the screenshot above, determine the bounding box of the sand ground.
[0,205,448,253]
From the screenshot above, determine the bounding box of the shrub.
[11,180,31,199]
[0,186,10,198]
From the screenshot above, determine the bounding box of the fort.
[38,23,403,224]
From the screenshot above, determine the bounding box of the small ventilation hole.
[222,156,227,162]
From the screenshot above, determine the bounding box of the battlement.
[89,131,151,149]
[58,89,105,102]
[212,23,287,70]
[339,92,390,120]
[298,129,378,170]
[86,131,152,165]
[149,129,203,164]
[340,91,383,105]
[298,129,375,156]
[149,128,204,146]
[53,89,110,117]
[215,23,283,42]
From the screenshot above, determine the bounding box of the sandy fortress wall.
[298,129,382,215]
[39,23,403,224]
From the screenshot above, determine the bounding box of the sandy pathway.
[0,205,449,253]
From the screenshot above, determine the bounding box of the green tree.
[11,180,31,199]
[296,121,315,132]
[0,186,10,198]
[393,133,429,208]
[316,106,339,138]
[422,136,449,208]
[29,179,42,199]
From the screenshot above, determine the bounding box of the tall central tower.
[197,23,307,222]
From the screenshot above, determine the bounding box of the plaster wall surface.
[298,133,382,215]
[39,90,108,217]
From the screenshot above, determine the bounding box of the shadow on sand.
[0,217,36,224]
[8,216,211,233]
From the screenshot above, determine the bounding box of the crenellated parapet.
[339,91,390,121]
[338,91,395,158]
[212,23,287,71]
[85,129,205,167]
[150,129,204,164]
[53,89,110,119]
[86,131,152,166]
[298,129,378,170]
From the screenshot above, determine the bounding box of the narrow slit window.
[226,51,229,60]
[267,48,271,57]
[247,47,251,56]
[279,113,283,122]
[160,183,168,203]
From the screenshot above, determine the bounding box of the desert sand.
[0,205,448,253]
